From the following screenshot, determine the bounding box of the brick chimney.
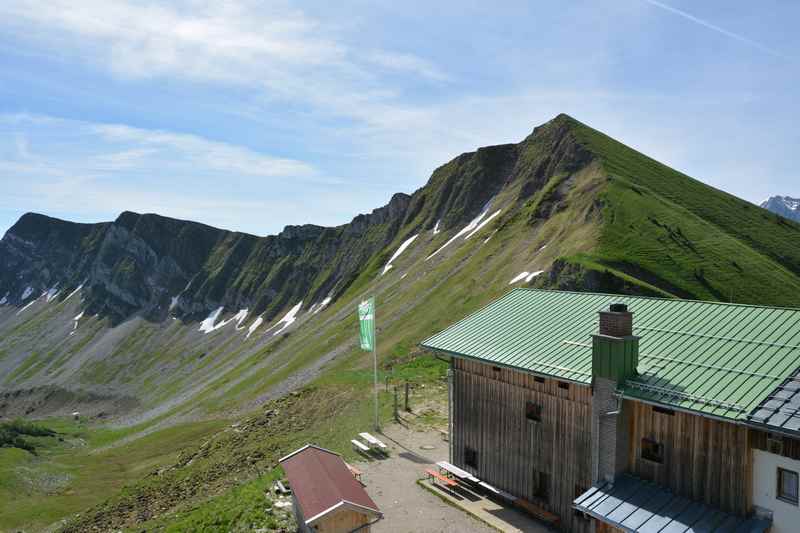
[591,303,639,484]
[599,303,633,337]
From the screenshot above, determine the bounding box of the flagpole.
[373,296,379,432]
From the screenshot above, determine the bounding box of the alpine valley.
[2,115,800,532]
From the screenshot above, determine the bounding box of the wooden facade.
[451,358,593,532]
[626,400,752,515]
[313,508,371,533]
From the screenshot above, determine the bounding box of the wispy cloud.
[92,124,316,178]
[365,50,450,82]
[641,0,788,60]
[0,0,448,125]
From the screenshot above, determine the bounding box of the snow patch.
[382,234,419,275]
[231,309,249,330]
[20,286,34,301]
[464,210,501,240]
[509,272,530,285]
[509,270,546,285]
[538,244,548,252]
[63,283,84,303]
[45,285,60,302]
[199,307,249,333]
[272,301,303,336]
[433,220,441,235]
[427,202,500,260]
[246,316,264,339]
[199,307,224,333]
[311,296,332,315]
[16,299,37,315]
[400,273,408,279]
[525,270,545,282]
[169,296,180,311]
[483,230,498,244]
[70,311,84,336]
[0,292,7,305]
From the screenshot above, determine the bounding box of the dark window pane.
[526,401,542,422]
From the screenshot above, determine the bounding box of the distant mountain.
[3,112,800,428]
[761,195,800,222]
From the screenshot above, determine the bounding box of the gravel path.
[355,423,495,533]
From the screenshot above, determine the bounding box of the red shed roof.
[279,444,381,525]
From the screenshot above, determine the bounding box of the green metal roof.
[421,289,800,422]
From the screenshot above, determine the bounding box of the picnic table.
[436,461,480,483]
[351,439,370,453]
[479,481,517,503]
[425,468,457,488]
[359,432,388,451]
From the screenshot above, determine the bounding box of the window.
[641,438,664,464]
[533,470,549,501]
[778,468,799,505]
[534,376,546,384]
[558,381,570,390]
[653,406,675,416]
[526,401,542,422]
[492,366,502,373]
[465,447,478,469]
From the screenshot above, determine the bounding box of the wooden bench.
[346,463,363,483]
[351,439,370,453]
[425,469,457,488]
[514,498,560,527]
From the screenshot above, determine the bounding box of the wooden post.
[394,386,399,422]
[405,382,410,412]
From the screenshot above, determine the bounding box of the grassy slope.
[0,417,225,532]
[569,118,800,306]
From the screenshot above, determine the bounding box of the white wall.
[753,449,800,533]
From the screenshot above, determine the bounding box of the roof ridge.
[513,287,800,313]
[278,443,341,463]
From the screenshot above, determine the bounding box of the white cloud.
[91,124,315,178]
[365,50,449,82]
[0,1,446,117]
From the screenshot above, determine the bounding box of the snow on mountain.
[761,195,800,222]
[199,307,224,333]
[426,201,498,260]
[246,317,264,339]
[271,302,303,336]
[381,234,419,275]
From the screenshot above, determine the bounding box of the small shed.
[280,444,382,533]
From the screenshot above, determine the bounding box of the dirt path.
[355,422,495,533]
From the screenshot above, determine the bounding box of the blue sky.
[0,0,797,237]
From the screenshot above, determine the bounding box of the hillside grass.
[0,417,225,532]
[570,118,800,307]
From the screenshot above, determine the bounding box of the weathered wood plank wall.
[452,359,592,532]
[627,400,751,515]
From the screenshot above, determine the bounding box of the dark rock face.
[0,114,590,324]
[761,196,800,223]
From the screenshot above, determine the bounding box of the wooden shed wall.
[627,400,751,515]
[315,508,371,533]
[452,358,592,532]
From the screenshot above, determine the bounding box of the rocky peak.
[761,196,800,223]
